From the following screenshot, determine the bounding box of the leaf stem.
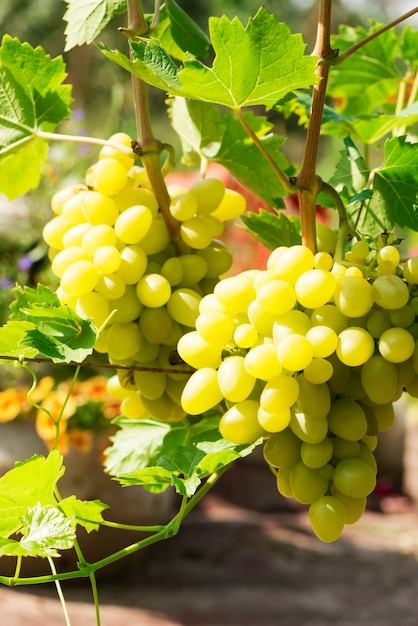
[35,130,134,155]
[329,7,418,66]
[47,556,72,626]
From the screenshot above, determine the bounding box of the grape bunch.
[43,133,246,422]
[178,231,418,542]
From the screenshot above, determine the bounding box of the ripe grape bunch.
[179,231,418,542]
[43,133,246,421]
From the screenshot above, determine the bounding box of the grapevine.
[0,0,417,624]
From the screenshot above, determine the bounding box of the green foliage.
[241,210,301,250]
[63,0,127,51]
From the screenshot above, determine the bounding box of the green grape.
[296,373,331,419]
[257,406,291,432]
[60,260,99,297]
[140,217,171,255]
[326,352,351,393]
[211,188,246,221]
[178,254,208,286]
[217,355,256,402]
[160,257,184,286]
[169,193,198,221]
[177,331,223,369]
[360,355,398,404]
[272,245,315,284]
[133,369,166,400]
[196,240,233,279]
[93,245,121,274]
[244,343,283,380]
[195,311,235,345]
[189,178,225,215]
[259,374,299,413]
[81,224,117,255]
[290,461,329,504]
[219,400,265,444]
[336,327,375,367]
[334,276,374,317]
[60,222,90,248]
[395,358,416,387]
[214,274,256,315]
[332,491,366,525]
[61,192,87,223]
[378,327,415,363]
[305,325,338,358]
[99,132,135,170]
[263,428,301,468]
[256,279,296,314]
[273,310,312,343]
[120,393,148,419]
[81,191,119,225]
[332,457,376,498]
[366,310,391,338]
[294,268,336,309]
[313,251,334,271]
[376,260,397,276]
[167,287,201,327]
[377,245,400,266]
[136,273,171,308]
[115,187,159,215]
[114,205,153,244]
[51,185,84,215]
[75,291,110,328]
[247,301,277,336]
[356,441,377,472]
[340,370,366,401]
[108,286,143,323]
[233,323,258,348]
[142,393,186,422]
[165,376,188,406]
[51,246,88,278]
[91,157,128,196]
[43,215,72,250]
[403,256,418,284]
[180,216,218,249]
[96,273,126,300]
[117,245,147,284]
[276,467,294,498]
[106,374,136,400]
[310,304,348,334]
[105,321,143,361]
[301,437,333,469]
[276,334,313,372]
[332,437,360,460]
[372,274,409,310]
[327,398,368,441]
[289,411,328,444]
[315,222,338,255]
[303,358,334,384]
[351,239,370,259]
[139,306,173,344]
[309,495,346,542]
[389,305,415,328]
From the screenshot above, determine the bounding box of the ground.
[2,458,418,626]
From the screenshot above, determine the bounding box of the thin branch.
[36,130,134,155]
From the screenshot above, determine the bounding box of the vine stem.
[47,557,72,626]
[35,130,134,155]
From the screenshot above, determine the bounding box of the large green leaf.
[240,210,301,250]
[63,0,127,51]
[154,0,211,62]
[0,36,72,199]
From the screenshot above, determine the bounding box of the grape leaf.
[0,36,72,199]
[154,0,211,62]
[16,503,76,558]
[63,0,127,51]
[328,137,371,207]
[240,209,301,250]
[59,496,108,533]
[0,321,39,359]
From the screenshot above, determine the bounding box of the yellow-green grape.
[167,287,201,327]
[214,274,256,315]
[93,245,121,274]
[377,244,400,267]
[140,217,170,255]
[310,304,348,334]
[273,310,312,343]
[332,457,376,498]
[105,321,143,361]
[165,376,188,406]
[303,358,334,384]
[178,254,208,286]
[327,398,368,441]
[106,374,136,400]
[109,286,144,323]
[333,491,366,525]
[114,205,153,244]
[219,400,265,444]
[60,260,99,297]
[257,406,291,432]
[61,192,87,223]
[332,437,360,460]
[259,373,299,413]
[341,369,366,401]
[233,323,258,348]
[366,310,391,338]
[91,157,128,196]
[326,353,351,394]
[313,251,334,271]
[96,273,126,300]
[336,327,375,367]
[51,246,88,277]
[135,273,171,308]
[51,185,84,215]
[139,307,173,344]
[290,461,329,504]
[115,187,159,215]
[196,240,233,279]
[160,257,184,286]
[217,355,256,402]
[309,495,346,542]
[294,269,336,309]
[180,216,218,249]
[372,274,409,310]
[276,467,294,498]
[403,256,418,284]
[81,224,117,255]
[43,215,72,250]
[81,191,119,226]
[247,301,277,336]
[62,222,91,248]
[244,343,283,380]
[389,305,415,328]
[395,358,416,387]
[301,437,333,469]
[289,411,328,444]
[133,340,160,364]
[142,393,186,422]
[188,178,225,215]
[99,132,135,170]
[256,279,297,315]
[276,333,313,372]
[195,311,235,345]
[378,327,415,363]
[117,245,147,284]
[211,188,246,221]
[370,402,395,432]
[315,222,338,255]
[350,239,370,259]
[121,393,148,419]
[334,276,374,317]
[177,331,223,369]
[133,369,166,400]
[169,193,198,221]
[76,291,110,328]
[305,325,338,358]
[360,355,398,404]
[271,245,315,284]
[296,373,331,419]
[263,428,301,468]
[376,260,397,276]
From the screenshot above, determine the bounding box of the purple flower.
[0,277,13,288]
[18,255,34,272]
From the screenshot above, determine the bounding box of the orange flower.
[68,428,94,453]
[0,387,30,422]
[35,408,70,453]
[30,376,55,403]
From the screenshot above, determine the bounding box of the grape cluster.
[178,232,418,541]
[43,133,246,422]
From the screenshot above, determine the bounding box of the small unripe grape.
[136,273,171,308]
